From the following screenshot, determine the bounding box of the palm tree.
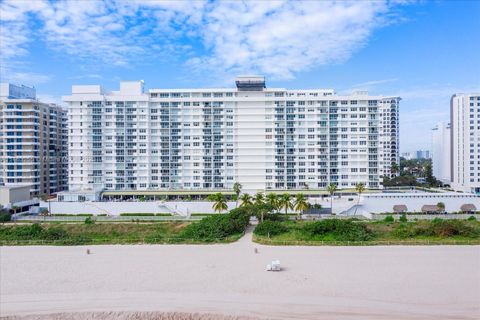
[391,162,399,177]
[266,193,279,212]
[11,205,19,215]
[239,193,253,207]
[437,202,445,213]
[208,193,228,214]
[233,182,242,207]
[254,192,265,206]
[294,193,310,220]
[354,183,365,216]
[327,183,337,215]
[279,193,293,217]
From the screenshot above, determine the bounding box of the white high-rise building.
[0,83,68,196]
[63,77,400,193]
[432,122,451,184]
[451,93,480,193]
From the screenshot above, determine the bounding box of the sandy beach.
[1,229,479,320]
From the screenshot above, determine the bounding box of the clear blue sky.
[1,0,479,152]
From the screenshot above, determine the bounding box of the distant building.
[0,83,68,196]
[0,83,36,100]
[450,93,480,193]
[401,152,413,160]
[432,122,451,184]
[415,150,431,159]
[401,150,431,160]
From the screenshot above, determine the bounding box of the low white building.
[0,185,38,213]
[343,192,480,216]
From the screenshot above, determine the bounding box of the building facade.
[432,122,451,184]
[451,93,480,193]
[0,83,68,196]
[401,150,431,160]
[64,77,400,193]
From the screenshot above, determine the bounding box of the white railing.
[12,215,204,222]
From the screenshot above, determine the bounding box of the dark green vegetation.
[52,213,94,216]
[383,158,442,187]
[0,215,246,245]
[254,220,288,237]
[0,206,253,245]
[181,206,251,241]
[0,222,191,245]
[119,213,172,216]
[0,210,12,222]
[253,218,480,245]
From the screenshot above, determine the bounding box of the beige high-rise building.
[0,83,68,196]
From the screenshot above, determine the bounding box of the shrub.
[392,223,416,239]
[84,216,95,225]
[120,213,155,216]
[43,227,68,240]
[0,211,12,222]
[228,206,252,229]
[399,214,408,222]
[429,220,479,237]
[383,215,394,223]
[302,219,374,241]
[181,215,240,240]
[263,213,287,222]
[467,216,477,221]
[0,223,43,240]
[181,207,251,241]
[52,214,92,216]
[397,220,480,239]
[254,221,288,237]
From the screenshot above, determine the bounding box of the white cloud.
[352,78,399,88]
[36,93,63,105]
[0,65,51,85]
[188,1,399,80]
[68,74,102,80]
[0,0,409,82]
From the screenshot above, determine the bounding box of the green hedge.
[119,213,172,216]
[302,219,374,241]
[52,214,93,217]
[180,206,251,241]
[0,224,68,241]
[0,211,12,222]
[392,219,480,239]
[254,220,288,237]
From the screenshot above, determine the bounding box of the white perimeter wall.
[346,193,480,214]
[40,201,238,216]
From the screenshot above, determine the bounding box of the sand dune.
[1,229,479,319]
